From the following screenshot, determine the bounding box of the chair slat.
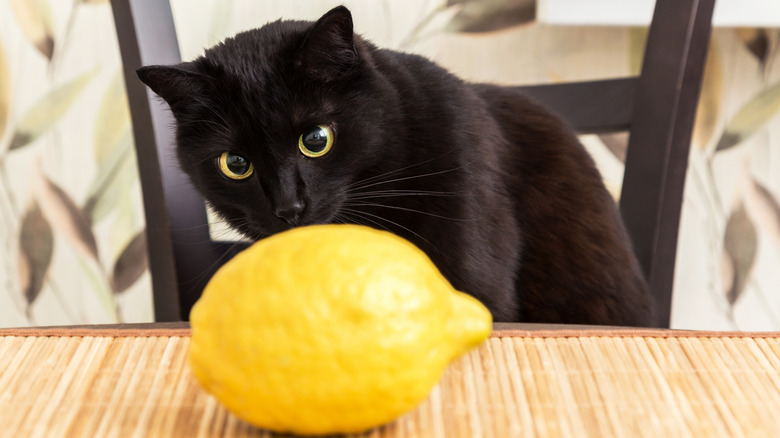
[518,78,636,133]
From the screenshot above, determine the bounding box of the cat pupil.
[303,127,327,152]
[226,154,249,174]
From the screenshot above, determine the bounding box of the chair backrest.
[111,0,715,326]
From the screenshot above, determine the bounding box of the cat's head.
[136,6,400,240]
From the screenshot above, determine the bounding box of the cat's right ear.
[296,6,358,82]
[136,63,208,109]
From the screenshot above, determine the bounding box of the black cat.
[137,6,653,325]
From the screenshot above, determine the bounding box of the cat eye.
[298,125,334,158]
[217,152,254,180]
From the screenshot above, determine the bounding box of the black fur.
[137,6,653,325]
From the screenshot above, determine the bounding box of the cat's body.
[138,6,654,325]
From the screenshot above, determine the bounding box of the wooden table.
[1,323,779,437]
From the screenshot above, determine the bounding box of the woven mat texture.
[1,331,779,437]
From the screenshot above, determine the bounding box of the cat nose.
[274,201,305,225]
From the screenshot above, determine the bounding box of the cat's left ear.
[136,62,210,110]
[296,6,358,81]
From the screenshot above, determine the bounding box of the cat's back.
[470,84,654,326]
[368,51,654,325]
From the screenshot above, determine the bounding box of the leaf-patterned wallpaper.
[0,0,150,326]
[1,0,779,329]
[680,29,780,330]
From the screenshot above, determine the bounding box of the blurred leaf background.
[1,0,779,329]
[0,0,150,325]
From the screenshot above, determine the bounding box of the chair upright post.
[620,0,716,327]
[112,0,214,321]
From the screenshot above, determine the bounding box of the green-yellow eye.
[299,125,334,158]
[218,152,254,180]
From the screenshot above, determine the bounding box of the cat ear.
[296,6,357,81]
[136,62,209,108]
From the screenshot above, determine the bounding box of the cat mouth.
[240,215,324,242]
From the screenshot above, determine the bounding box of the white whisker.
[343,201,472,222]
[347,189,461,200]
[339,207,435,251]
[349,166,464,193]
[345,150,457,190]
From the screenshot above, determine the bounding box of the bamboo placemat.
[1,326,780,437]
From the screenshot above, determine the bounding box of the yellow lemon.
[189,224,492,435]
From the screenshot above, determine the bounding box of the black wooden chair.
[111,0,715,327]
